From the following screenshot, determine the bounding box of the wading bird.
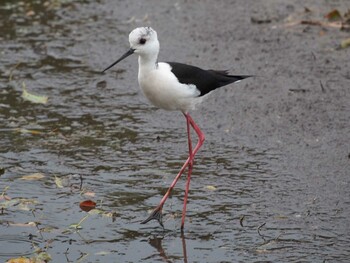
[102,27,251,230]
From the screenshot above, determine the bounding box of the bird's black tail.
[202,70,252,95]
[209,70,252,86]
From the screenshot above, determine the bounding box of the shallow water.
[1,0,349,262]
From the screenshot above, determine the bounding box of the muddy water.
[1,0,349,262]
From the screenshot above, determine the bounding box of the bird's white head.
[129,27,159,56]
[102,27,159,73]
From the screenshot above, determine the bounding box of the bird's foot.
[141,206,164,228]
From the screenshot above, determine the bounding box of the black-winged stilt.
[102,27,251,230]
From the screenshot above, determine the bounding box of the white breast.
[138,62,202,112]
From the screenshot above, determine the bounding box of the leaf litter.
[20,173,45,181]
[21,82,48,104]
[1,173,115,262]
[282,7,350,31]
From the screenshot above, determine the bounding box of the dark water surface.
[1,0,349,262]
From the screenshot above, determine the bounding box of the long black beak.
[102,48,135,73]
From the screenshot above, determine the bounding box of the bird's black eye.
[139,38,146,45]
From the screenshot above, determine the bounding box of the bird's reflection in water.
[147,232,188,263]
[180,232,188,263]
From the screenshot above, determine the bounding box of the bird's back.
[167,62,251,96]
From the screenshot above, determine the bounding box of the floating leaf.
[16,128,42,135]
[205,185,217,191]
[95,251,111,256]
[21,82,48,104]
[54,176,64,188]
[20,173,45,181]
[80,200,96,212]
[9,222,37,227]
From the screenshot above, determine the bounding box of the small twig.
[64,248,73,263]
[76,252,90,263]
[77,214,89,228]
[79,175,83,191]
[274,231,284,241]
[257,222,266,240]
[284,20,346,29]
[311,51,317,61]
[289,88,309,93]
[239,215,245,227]
[35,222,44,240]
[112,211,118,222]
[1,186,10,198]
[301,20,323,26]
[320,80,326,93]
[31,209,36,218]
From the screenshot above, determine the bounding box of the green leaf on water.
[21,81,48,104]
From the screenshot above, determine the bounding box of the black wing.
[167,62,251,96]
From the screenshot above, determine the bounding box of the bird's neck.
[138,54,158,73]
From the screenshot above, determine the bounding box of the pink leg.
[181,113,194,230]
[141,113,205,228]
